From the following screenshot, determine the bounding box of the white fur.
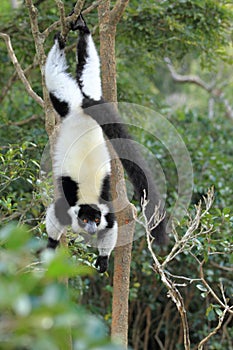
[79,35,102,100]
[46,204,66,241]
[53,111,111,205]
[45,39,83,110]
[97,222,118,256]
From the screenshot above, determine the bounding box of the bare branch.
[25,0,46,69]
[162,188,215,267]
[0,57,38,103]
[55,0,67,38]
[165,57,233,120]
[0,33,44,108]
[8,114,40,126]
[139,187,232,349]
[136,193,191,349]
[110,0,129,26]
[164,57,213,91]
[199,263,233,314]
[210,261,233,272]
[197,309,228,350]
[83,0,104,15]
[145,222,191,350]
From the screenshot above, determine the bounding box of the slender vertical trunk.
[98,1,134,347]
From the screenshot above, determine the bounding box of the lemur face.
[77,204,101,235]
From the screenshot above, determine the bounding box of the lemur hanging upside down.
[45,14,167,273]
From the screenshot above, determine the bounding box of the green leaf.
[196,284,208,292]
[0,224,30,250]
[44,249,93,279]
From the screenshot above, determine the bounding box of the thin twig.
[8,114,39,126]
[197,309,228,350]
[55,0,67,38]
[146,229,191,350]
[0,33,44,108]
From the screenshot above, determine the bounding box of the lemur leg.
[45,32,83,117]
[70,14,102,101]
[94,175,117,272]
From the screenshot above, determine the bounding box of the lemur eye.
[95,218,100,223]
[83,218,88,223]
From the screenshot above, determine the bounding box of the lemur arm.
[96,222,118,273]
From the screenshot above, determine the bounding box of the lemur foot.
[47,237,60,249]
[54,32,66,50]
[95,255,109,273]
[69,12,90,33]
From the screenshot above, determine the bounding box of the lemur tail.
[82,99,168,245]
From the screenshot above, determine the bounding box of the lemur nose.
[85,222,97,235]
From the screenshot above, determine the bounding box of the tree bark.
[98,1,134,347]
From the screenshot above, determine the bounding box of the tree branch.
[55,0,67,38]
[8,114,39,126]
[0,33,44,108]
[110,0,129,26]
[197,309,228,350]
[25,0,46,68]
[162,188,214,267]
[42,0,101,40]
[165,57,233,120]
[164,57,213,91]
[137,188,231,350]
[0,57,38,103]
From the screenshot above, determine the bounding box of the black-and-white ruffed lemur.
[45,14,167,273]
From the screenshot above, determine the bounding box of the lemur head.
[77,204,102,234]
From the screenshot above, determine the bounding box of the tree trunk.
[98,1,134,347]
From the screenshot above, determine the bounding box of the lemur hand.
[69,12,90,33]
[95,256,109,273]
[54,32,66,50]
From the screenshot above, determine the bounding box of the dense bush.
[0,224,124,350]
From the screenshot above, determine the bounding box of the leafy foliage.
[0,224,124,350]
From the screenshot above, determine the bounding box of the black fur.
[58,176,78,207]
[54,177,78,225]
[49,92,69,117]
[78,204,101,223]
[105,212,115,229]
[54,197,72,225]
[54,32,66,49]
[95,255,108,273]
[76,37,91,94]
[69,12,90,33]
[47,237,59,249]
[100,175,111,202]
